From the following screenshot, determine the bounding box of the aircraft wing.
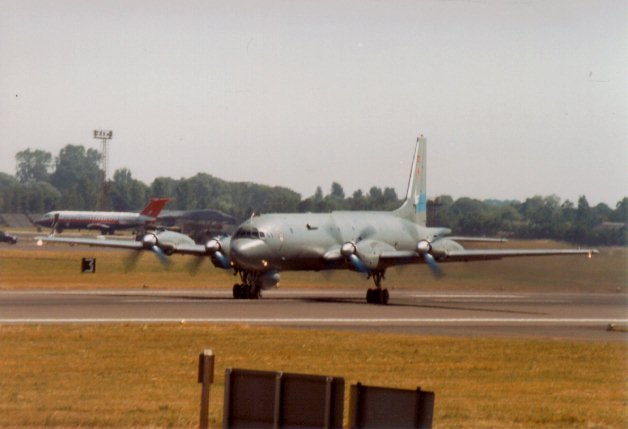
[168,243,209,256]
[446,236,508,243]
[35,235,210,256]
[441,248,597,262]
[374,248,597,266]
[35,236,143,250]
[85,223,113,231]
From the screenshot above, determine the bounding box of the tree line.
[0,144,625,245]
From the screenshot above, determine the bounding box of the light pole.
[93,129,112,210]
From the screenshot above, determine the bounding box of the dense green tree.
[50,145,102,209]
[448,197,501,235]
[150,177,179,199]
[0,173,18,211]
[612,198,628,223]
[2,145,626,245]
[347,189,368,210]
[109,168,149,211]
[15,149,53,184]
[428,195,454,227]
[381,187,400,210]
[330,182,345,200]
[322,182,346,211]
[19,182,61,213]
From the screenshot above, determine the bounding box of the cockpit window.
[234,227,267,240]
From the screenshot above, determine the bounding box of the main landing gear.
[232,270,262,300]
[366,271,389,305]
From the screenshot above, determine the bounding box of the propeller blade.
[325,216,344,244]
[423,253,444,278]
[187,256,204,276]
[348,254,369,274]
[213,251,230,269]
[357,225,377,241]
[416,239,444,278]
[124,250,142,272]
[151,245,171,268]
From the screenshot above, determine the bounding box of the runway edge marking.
[1,318,627,325]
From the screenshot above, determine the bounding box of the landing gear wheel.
[366,288,389,305]
[380,288,389,305]
[233,284,244,299]
[233,283,261,300]
[247,284,261,300]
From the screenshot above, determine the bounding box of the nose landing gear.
[232,270,262,300]
[233,283,261,299]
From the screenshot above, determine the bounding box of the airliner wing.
[35,235,210,256]
[441,248,598,262]
[169,243,208,256]
[376,248,598,266]
[35,235,143,250]
[85,223,113,231]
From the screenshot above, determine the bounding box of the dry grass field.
[0,325,626,429]
[0,235,626,428]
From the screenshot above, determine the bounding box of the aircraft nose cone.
[230,239,270,270]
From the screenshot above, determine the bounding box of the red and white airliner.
[35,198,171,234]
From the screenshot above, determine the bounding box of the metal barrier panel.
[281,373,344,429]
[224,368,344,429]
[224,369,277,429]
[349,383,435,429]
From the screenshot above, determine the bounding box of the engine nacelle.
[340,241,357,257]
[206,237,231,269]
[417,240,432,255]
[142,233,158,250]
[259,270,280,290]
[205,238,221,254]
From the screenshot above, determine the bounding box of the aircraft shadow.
[104,292,547,316]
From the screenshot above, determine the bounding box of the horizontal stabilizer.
[447,236,508,243]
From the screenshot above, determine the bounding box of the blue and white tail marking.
[394,135,427,226]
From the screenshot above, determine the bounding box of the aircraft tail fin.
[140,198,172,217]
[393,135,427,226]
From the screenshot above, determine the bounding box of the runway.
[2,289,626,341]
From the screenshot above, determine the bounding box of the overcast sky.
[1,0,626,206]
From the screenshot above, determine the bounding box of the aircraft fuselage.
[35,211,153,233]
[230,211,452,272]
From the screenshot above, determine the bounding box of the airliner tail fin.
[140,198,172,217]
[393,135,427,226]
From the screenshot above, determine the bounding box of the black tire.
[247,285,261,300]
[380,288,390,305]
[232,284,242,299]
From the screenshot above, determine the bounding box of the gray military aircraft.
[36,135,597,304]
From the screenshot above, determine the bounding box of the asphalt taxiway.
[1,289,626,341]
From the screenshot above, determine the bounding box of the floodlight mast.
[93,129,113,210]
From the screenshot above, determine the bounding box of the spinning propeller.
[205,238,230,269]
[400,222,446,278]
[416,239,444,278]
[125,232,172,271]
[325,218,377,274]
